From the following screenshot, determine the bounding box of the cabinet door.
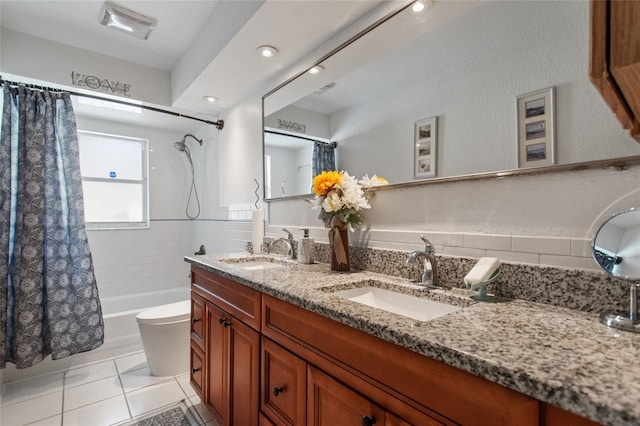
[190,342,205,399]
[191,292,206,347]
[228,315,260,426]
[308,366,384,426]
[262,337,307,426]
[205,302,228,425]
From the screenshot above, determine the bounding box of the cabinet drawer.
[191,292,205,346]
[261,337,307,426]
[190,343,205,398]
[263,295,538,426]
[192,266,261,331]
[308,366,385,426]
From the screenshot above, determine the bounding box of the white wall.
[265,105,331,139]
[1,29,171,106]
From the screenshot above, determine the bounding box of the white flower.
[322,190,344,212]
[359,174,389,188]
[338,172,370,211]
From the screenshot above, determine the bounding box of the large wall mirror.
[262,0,640,200]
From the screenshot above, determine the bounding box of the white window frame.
[78,130,149,230]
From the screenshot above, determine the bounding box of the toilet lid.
[136,300,190,324]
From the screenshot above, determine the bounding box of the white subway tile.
[539,255,601,271]
[571,238,592,258]
[441,246,486,258]
[463,234,512,251]
[486,250,539,265]
[512,236,571,256]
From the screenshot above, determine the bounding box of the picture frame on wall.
[414,116,437,178]
[516,87,555,168]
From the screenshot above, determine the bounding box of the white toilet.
[136,300,191,376]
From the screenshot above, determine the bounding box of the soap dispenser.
[298,229,314,264]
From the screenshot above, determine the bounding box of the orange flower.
[313,171,342,196]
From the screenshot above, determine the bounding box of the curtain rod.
[265,130,337,146]
[0,76,224,130]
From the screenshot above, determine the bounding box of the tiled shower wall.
[86,221,193,298]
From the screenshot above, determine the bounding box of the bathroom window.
[78,130,149,229]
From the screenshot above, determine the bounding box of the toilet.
[136,300,191,376]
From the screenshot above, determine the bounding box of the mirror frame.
[261,1,640,202]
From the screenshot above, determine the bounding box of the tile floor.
[0,351,218,426]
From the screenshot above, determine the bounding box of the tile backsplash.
[266,237,627,314]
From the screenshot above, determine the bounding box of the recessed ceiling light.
[202,96,219,103]
[257,45,278,58]
[411,0,434,13]
[411,1,426,13]
[308,65,325,75]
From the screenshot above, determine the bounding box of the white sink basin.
[333,286,460,322]
[237,261,285,271]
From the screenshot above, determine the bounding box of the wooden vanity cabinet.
[190,266,602,426]
[190,267,261,426]
[590,0,640,142]
[262,294,537,426]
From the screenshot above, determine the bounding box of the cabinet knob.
[362,416,376,426]
[218,317,225,324]
[222,319,231,328]
[192,318,200,324]
[191,368,201,374]
[272,386,284,397]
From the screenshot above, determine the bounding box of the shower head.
[173,133,203,154]
[181,134,203,146]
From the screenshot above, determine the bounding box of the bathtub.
[3,287,190,383]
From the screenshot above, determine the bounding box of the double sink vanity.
[185,252,640,426]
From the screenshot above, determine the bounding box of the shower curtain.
[312,141,337,178]
[0,84,104,369]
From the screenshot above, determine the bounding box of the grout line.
[60,370,66,425]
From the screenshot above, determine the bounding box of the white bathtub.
[4,287,190,383]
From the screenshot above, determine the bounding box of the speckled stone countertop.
[185,253,640,426]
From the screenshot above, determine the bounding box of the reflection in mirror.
[263,0,640,200]
[264,131,330,198]
[593,209,640,333]
[593,209,640,281]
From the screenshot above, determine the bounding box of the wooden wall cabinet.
[590,0,640,142]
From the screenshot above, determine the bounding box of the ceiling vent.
[99,2,157,40]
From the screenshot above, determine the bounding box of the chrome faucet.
[269,228,296,260]
[406,234,439,289]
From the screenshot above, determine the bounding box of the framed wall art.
[414,116,437,178]
[516,87,555,168]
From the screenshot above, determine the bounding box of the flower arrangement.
[311,170,388,228]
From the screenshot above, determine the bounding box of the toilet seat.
[136,300,190,325]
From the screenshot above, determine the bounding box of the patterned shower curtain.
[312,141,337,178]
[0,84,104,369]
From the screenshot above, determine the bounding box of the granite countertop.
[185,253,640,426]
